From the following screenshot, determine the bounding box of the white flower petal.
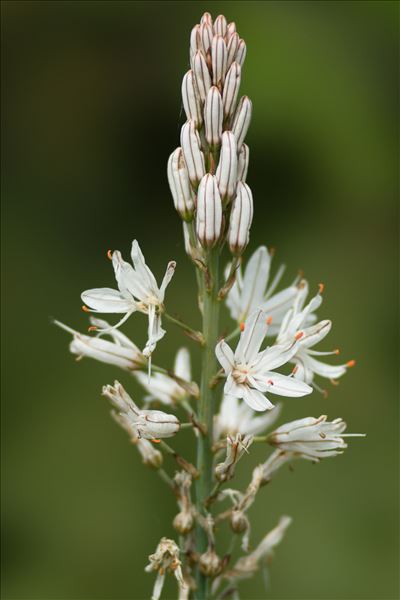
[215,340,235,374]
[174,347,191,381]
[235,309,268,364]
[242,386,274,412]
[240,246,270,319]
[261,372,313,397]
[81,288,134,313]
[159,261,176,300]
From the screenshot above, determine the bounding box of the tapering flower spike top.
[81,240,176,360]
[215,309,313,411]
[276,280,356,389]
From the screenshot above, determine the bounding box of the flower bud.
[231,96,252,148]
[168,148,195,221]
[198,549,222,577]
[196,174,223,248]
[181,70,202,128]
[226,22,237,42]
[211,35,227,87]
[214,14,227,37]
[199,22,213,54]
[173,510,195,535]
[230,509,250,534]
[204,86,223,147]
[180,120,206,187]
[226,32,239,69]
[222,62,241,118]
[190,24,202,58]
[237,143,249,182]
[193,51,211,103]
[216,131,238,204]
[236,39,247,66]
[215,434,253,482]
[136,438,163,469]
[200,12,213,26]
[228,182,254,255]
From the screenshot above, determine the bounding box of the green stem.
[195,248,220,599]
[164,312,205,345]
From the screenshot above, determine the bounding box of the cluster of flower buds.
[168,12,253,255]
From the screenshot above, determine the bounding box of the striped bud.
[226,22,237,41]
[167,148,195,221]
[180,120,206,187]
[214,14,227,37]
[236,39,247,66]
[222,62,241,117]
[193,51,211,102]
[228,182,254,255]
[200,22,213,54]
[200,12,213,26]
[216,131,238,203]
[211,35,227,87]
[231,96,252,148]
[181,70,202,127]
[196,174,223,248]
[226,32,239,69]
[204,86,223,147]
[237,143,249,182]
[190,24,202,58]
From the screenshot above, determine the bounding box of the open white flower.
[225,246,299,335]
[214,395,281,440]
[81,240,176,359]
[102,381,180,440]
[54,317,146,371]
[277,281,355,390]
[268,415,364,460]
[215,309,313,411]
[135,348,195,406]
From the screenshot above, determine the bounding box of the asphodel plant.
[56,12,363,600]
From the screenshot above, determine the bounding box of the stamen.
[266,316,273,325]
[330,378,340,386]
[318,283,325,294]
[291,365,299,375]
[267,379,274,385]
[319,432,326,439]
[346,359,356,368]
[295,331,304,340]
[268,246,276,256]
[335,348,340,355]
[151,439,161,443]
[82,305,90,313]
[88,326,97,332]
[107,249,113,260]
[239,322,245,332]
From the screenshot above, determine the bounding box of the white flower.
[215,433,253,482]
[226,516,292,581]
[215,309,313,411]
[145,537,186,600]
[225,246,300,335]
[135,347,193,407]
[102,381,180,440]
[214,395,281,440]
[111,411,164,469]
[277,281,355,389]
[268,415,364,460]
[81,240,176,360]
[54,317,146,371]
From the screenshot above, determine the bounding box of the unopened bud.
[180,120,206,187]
[196,174,223,248]
[168,148,195,221]
[230,509,250,534]
[211,35,227,87]
[228,182,254,255]
[204,86,223,147]
[136,438,163,469]
[181,70,202,127]
[216,131,238,203]
[190,25,202,59]
[226,22,237,42]
[193,51,211,103]
[173,511,194,535]
[231,96,252,148]
[236,39,247,66]
[200,12,213,26]
[226,32,239,69]
[199,549,222,577]
[222,62,241,118]
[214,14,227,37]
[199,22,213,54]
[237,143,249,182]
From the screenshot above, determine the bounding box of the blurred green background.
[1,1,398,599]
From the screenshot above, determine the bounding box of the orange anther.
[295,331,304,340]
[82,305,90,313]
[267,379,274,385]
[239,322,245,332]
[346,359,356,368]
[151,438,161,443]
[292,365,299,375]
[107,249,113,260]
[88,326,97,332]
[318,283,325,294]
[266,316,273,325]
[334,348,340,355]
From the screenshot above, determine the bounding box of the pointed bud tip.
[107,249,113,260]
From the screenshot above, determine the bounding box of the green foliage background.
[2,1,398,599]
